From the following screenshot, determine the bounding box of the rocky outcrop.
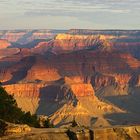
[34,41,48,49]
[54,34,113,50]
[70,84,94,97]
[32,33,114,54]
[91,74,115,90]
[114,74,132,88]
[5,124,31,135]
[3,83,46,98]
[0,30,65,44]
[3,83,47,113]
[94,125,140,140]
[0,120,31,136]
[0,39,11,49]
[0,48,20,59]
[1,49,140,90]
[1,125,140,140]
[24,56,61,82]
[1,128,70,140]
[92,73,132,90]
[1,32,26,42]
[3,81,124,127]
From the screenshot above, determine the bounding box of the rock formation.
[1,30,140,127]
[0,39,11,49]
[1,122,140,140]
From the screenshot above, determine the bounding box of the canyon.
[0,29,140,128]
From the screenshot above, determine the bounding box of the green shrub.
[0,86,24,123]
[0,120,8,136]
[0,86,39,127]
[0,85,55,128]
[71,119,78,127]
[19,112,40,127]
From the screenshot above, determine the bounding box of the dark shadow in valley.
[10,39,46,49]
[90,117,98,126]
[3,56,36,85]
[104,94,140,114]
[104,112,140,126]
[49,50,134,84]
[104,94,140,125]
[36,85,65,116]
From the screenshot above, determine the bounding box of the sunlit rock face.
[1,32,26,42]
[3,83,46,113]
[32,33,114,54]
[54,34,99,50]
[1,30,140,127]
[70,84,94,97]
[0,39,11,49]
[0,30,66,44]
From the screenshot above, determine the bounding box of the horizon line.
[0,28,140,31]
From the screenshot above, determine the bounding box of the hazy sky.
[0,0,140,29]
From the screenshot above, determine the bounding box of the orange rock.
[71,84,94,97]
[3,83,46,98]
[0,39,11,49]
[114,74,131,86]
[2,32,26,42]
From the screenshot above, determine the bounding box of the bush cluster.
[0,85,53,128]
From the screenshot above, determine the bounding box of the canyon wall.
[1,30,140,127]
[0,39,11,49]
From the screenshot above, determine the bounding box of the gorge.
[0,29,140,128]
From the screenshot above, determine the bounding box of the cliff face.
[54,34,114,51]
[3,83,47,113]
[0,39,11,49]
[1,48,140,93]
[1,30,140,127]
[92,73,132,89]
[0,30,65,44]
[3,83,45,98]
[2,50,139,85]
[1,32,26,42]
[70,84,94,97]
[32,33,114,54]
[32,35,140,60]
[0,48,20,59]
[3,80,124,126]
[94,125,140,140]
[24,56,61,82]
[114,42,140,59]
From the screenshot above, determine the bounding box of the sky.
[0,0,140,29]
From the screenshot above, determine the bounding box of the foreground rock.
[4,124,31,135]
[0,120,31,136]
[94,125,140,140]
[1,125,140,140]
[0,120,31,139]
[1,128,70,140]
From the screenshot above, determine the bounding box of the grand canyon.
[1,29,140,139]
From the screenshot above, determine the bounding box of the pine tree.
[0,86,24,123]
[0,85,54,128]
